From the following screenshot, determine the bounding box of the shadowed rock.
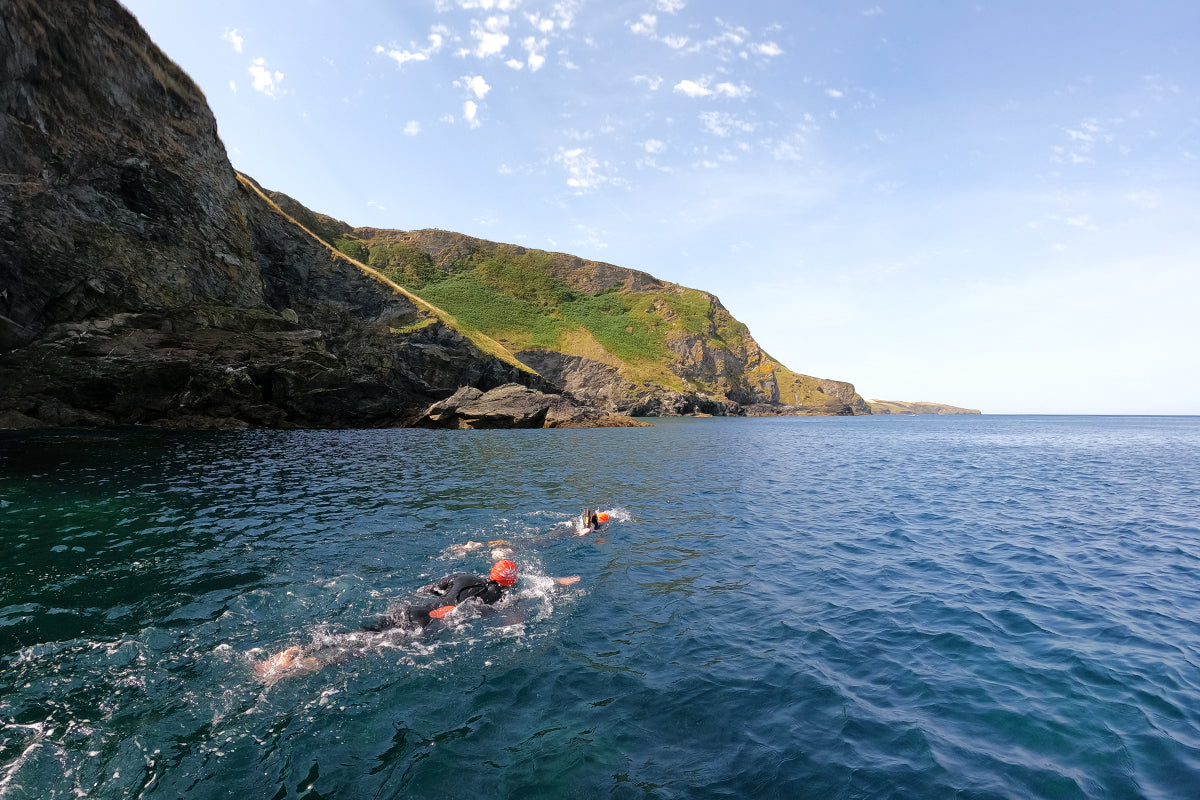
[416,384,652,429]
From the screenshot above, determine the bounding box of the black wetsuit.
[277,573,509,671]
[363,572,507,632]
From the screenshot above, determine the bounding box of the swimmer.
[253,560,580,682]
[579,507,611,534]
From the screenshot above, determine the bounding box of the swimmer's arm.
[554,575,581,585]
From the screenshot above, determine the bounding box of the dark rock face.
[514,350,740,417]
[0,0,633,429]
[415,384,651,429]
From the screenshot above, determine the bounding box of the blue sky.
[120,0,1200,414]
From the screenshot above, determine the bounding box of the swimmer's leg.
[253,645,322,682]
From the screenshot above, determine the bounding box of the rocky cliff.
[0,0,592,429]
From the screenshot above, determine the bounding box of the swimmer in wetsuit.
[253,560,580,682]
[364,559,520,632]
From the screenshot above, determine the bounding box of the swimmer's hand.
[554,575,581,586]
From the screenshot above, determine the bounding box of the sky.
[118,0,1200,414]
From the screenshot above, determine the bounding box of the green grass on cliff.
[367,245,668,357]
[415,271,669,365]
[356,239,759,390]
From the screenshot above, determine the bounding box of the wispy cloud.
[628,11,690,49]
[634,74,664,91]
[222,28,244,53]
[573,223,610,250]
[454,0,520,10]
[404,121,421,136]
[700,111,756,137]
[554,146,621,193]
[376,29,446,67]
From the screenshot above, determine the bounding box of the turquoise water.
[2,416,1199,799]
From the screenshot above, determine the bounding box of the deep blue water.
[2,415,1199,799]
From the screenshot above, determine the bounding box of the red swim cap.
[489,559,518,586]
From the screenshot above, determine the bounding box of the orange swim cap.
[489,559,518,586]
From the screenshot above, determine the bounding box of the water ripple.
[3,416,1200,798]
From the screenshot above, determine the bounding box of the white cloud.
[470,16,511,58]
[630,14,657,36]
[662,35,690,50]
[526,12,555,33]
[863,5,884,16]
[248,58,283,97]
[506,58,525,70]
[404,121,421,136]
[222,29,244,53]
[674,79,711,98]
[376,30,446,68]
[750,41,783,57]
[229,80,237,93]
[456,74,492,99]
[674,77,750,99]
[826,88,844,98]
[523,36,547,71]
[634,74,664,91]
[657,0,685,11]
[644,139,666,154]
[463,100,480,128]
[700,111,755,137]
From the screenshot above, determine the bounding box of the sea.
[2,415,1199,799]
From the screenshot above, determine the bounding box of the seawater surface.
[2,416,1199,799]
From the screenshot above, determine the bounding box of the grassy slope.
[241,176,531,373]
[350,235,779,395]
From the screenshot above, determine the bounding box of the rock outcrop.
[0,0,630,429]
[416,384,651,429]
